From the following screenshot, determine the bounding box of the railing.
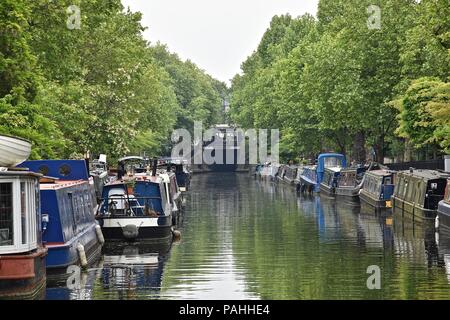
[98,195,164,217]
[386,159,445,171]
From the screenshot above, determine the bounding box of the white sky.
[121,0,319,85]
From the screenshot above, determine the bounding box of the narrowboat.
[319,167,343,197]
[258,164,271,180]
[267,164,281,182]
[437,178,450,234]
[297,166,318,193]
[96,160,174,242]
[277,165,288,183]
[0,137,48,299]
[17,160,104,270]
[298,153,347,193]
[253,164,263,178]
[294,167,304,191]
[335,166,367,201]
[392,169,449,222]
[359,170,395,210]
[160,157,191,192]
[283,166,298,185]
[88,154,109,203]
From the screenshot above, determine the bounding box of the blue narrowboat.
[437,178,450,234]
[96,159,175,242]
[319,167,344,197]
[296,166,317,192]
[17,160,104,270]
[359,170,395,209]
[298,153,347,193]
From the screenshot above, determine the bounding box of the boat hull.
[298,177,319,193]
[46,224,103,270]
[360,190,391,209]
[438,201,450,234]
[0,247,47,300]
[97,216,173,242]
[335,187,361,202]
[392,195,436,222]
[0,135,32,167]
[320,183,335,197]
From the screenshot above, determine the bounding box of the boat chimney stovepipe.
[152,158,158,176]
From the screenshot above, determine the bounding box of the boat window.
[406,178,415,202]
[0,183,13,246]
[324,157,342,168]
[446,181,450,202]
[20,182,27,244]
[27,180,37,245]
[384,176,392,185]
[59,164,71,177]
[370,177,376,194]
[402,177,409,198]
[417,180,426,205]
[396,176,404,197]
[38,165,49,176]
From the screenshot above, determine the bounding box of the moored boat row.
[254,152,450,231]
[0,135,191,299]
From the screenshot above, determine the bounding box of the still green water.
[46,173,450,300]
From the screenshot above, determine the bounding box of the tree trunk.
[352,131,366,163]
[404,139,413,162]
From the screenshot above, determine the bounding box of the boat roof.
[366,169,394,177]
[318,153,345,159]
[325,166,342,173]
[118,156,145,162]
[17,160,89,181]
[398,169,449,180]
[105,174,162,187]
[40,179,87,190]
[0,134,31,144]
[0,167,41,178]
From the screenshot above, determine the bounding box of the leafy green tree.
[395,78,450,153]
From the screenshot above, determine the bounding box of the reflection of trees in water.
[231,179,450,299]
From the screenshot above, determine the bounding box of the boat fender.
[435,216,439,230]
[95,225,105,245]
[77,243,88,268]
[122,224,139,240]
[172,229,181,241]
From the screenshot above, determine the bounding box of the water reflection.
[46,241,171,300]
[45,173,450,299]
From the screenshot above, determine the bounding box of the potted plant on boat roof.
[125,179,136,194]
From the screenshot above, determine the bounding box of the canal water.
[46,173,450,300]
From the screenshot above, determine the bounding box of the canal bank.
[46,173,450,299]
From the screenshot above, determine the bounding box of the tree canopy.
[230,0,449,163]
[1,0,226,161]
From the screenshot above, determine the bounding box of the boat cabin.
[0,169,42,255]
[320,167,343,196]
[17,160,103,269]
[317,153,347,185]
[392,169,449,221]
[283,166,298,184]
[360,170,395,209]
[437,179,450,233]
